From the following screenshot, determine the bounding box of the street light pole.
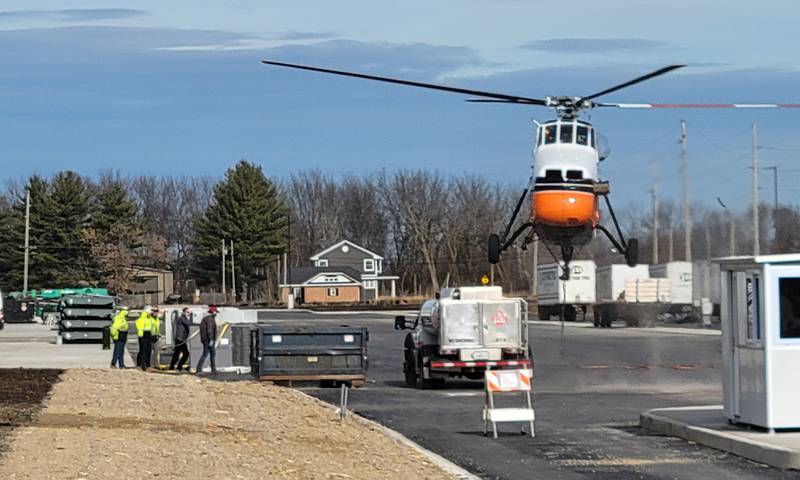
[221,239,227,299]
[230,239,236,302]
[23,188,30,295]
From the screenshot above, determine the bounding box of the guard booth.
[718,254,800,431]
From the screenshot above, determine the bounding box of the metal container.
[59,295,114,343]
[250,325,368,385]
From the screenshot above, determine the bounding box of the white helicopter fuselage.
[529,118,601,237]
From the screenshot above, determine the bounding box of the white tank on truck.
[536,260,596,322]
[394,286,531,388]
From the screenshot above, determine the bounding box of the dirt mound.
[0,369,61,457]
[0,369,453,479]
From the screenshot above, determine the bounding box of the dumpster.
[250,325,368,386]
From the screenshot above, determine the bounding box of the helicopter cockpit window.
[560,124,574,143]
[544,125,556,144]
[576,126,589,145]
[590,129,596,148]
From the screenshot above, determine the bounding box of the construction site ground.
[0,369,454,480]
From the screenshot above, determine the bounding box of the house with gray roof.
[280,240,398,304]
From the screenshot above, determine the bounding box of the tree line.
[0,162,793,301]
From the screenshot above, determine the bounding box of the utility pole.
[221,239,227,299]
[22,188,31,295]
[668,223,674,262]
[680,120,691,261]
[752,123,760,256]
[718,197,736,256]
[230,239,236,302]
[651,183,659,264]
[764,165,778,244]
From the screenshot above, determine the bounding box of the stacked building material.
[59,295,115,342]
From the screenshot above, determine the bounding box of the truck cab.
[395,286,531,388]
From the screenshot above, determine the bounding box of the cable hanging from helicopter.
[260,60,800,280]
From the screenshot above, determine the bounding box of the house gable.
[310,240,383,275]
[310,240,382,261]
[305,272,360,286]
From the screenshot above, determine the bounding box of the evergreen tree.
[193,161,287,298]
[83,178,144,293]
[0,196,22,291]
[0,176,58,290]
[41,172,94,286]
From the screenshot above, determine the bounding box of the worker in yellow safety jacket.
[135,307,155,371]
[109,308,129,369]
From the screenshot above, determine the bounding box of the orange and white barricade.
[483,368,535,438]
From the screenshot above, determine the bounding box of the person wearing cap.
[135,306,155,370]
[109,306,130,368]
[196,306,218,375]
[169,307,192,371]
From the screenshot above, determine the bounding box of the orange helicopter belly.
[532,188,599,227]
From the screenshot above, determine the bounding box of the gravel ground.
[0,369,453,480]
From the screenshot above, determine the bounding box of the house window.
[364,280,376,289]
[316,259,328,267]
[364,259,375,272]
[328,288,339,297]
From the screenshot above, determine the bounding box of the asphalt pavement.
[261,311,798,480]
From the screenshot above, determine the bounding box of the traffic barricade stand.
[483,368,535,438]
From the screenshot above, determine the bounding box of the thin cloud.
[274,31,336,41]
[521,38,667,54]
[265,39,485,79]
[0,8,146,22]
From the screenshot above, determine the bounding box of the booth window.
[746,277,761,341]
[779,277,800,338]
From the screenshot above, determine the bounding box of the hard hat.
[208,305,218,314]
[143,305,152,312]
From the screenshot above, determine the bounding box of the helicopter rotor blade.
[579,65,685,103]
[595,102,800,109]
[262,59,548,105]
[465,98,541,104]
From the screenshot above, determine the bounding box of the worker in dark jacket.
[169,307,192,371]
[195,305,218,375]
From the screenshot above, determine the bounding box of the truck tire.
[563,305,577,322]
[602,309,613,328]
[403,334,418,387]
[488,234,501,264]
[418,348,445,389]
[626,238,639,267]
[538,306,550,321]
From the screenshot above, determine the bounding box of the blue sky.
[1,1,799,210]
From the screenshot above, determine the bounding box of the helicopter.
[261,60,800,279]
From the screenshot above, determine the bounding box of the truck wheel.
[488,234,501,264]
[602,310,613,328]
[538,306,550,321]
[626,239,639,267]
[403,334,418,387]
[417,349,445,389]
[564,305,577,322]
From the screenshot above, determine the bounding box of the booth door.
[727,271,764,422]
[764,266,800,428]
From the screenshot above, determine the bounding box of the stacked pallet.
[624,278,671,303]
[59,295,115,342]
